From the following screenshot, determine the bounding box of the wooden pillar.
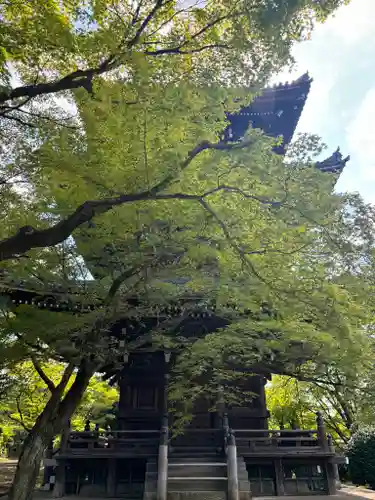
[106,458,116,497]
[227,430,239,500]
[274,459,285,496]
[157,415,169,500]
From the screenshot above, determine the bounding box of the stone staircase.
[237,457,252,500]
[143,454,251,500]
[168,456,227,500]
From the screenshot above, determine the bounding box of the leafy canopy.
[1,75,374,421]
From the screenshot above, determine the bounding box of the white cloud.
[326,0,375,45]
[269,0,375,202]
[345,87,375,180]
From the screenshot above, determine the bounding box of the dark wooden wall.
[117,352,269,431]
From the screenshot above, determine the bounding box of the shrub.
[348,427,375,489]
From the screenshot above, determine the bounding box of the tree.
[348,427,375,488]
[0,1,368,499]
[265,332,375,446]
[266,376,316,430]
[0,361,118,433]
[266,376,354,445]
[0,0,350,260]
[3,83,375,499]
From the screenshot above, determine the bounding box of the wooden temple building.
[2,75,348,499]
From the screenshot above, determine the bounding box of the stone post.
[157,414,169,500]
[163,374,170,415]
[227,430,239,500]
[43,440,54,487]
[319,430,336,495]
[333,463,341,490]
[53,420,71,498]
[316,412,328,451]
[215,385,225,428]
[222,412,229,454]
[327,434,341,490]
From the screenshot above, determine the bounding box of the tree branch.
[0,96,32,116]
[31,357,56,393]
[54,363,75,394]
[4,107,79,129]
[105,265,144,304]
[0,62,112,105]
[0,0,176,106]
[145,43,230,55]
[132,0,145,26]
[0,114,38,128]
[0,0,240,110]
[128,0,172,48]
[181,10,241,45]
[5,412,30,432]
[15,397,30,432]
[198,198,271,285]
[243,241,313,256]
[0,41,229,108]
[0,138,256,261]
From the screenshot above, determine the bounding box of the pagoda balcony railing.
[234,428,333,455]
[60,411,334,458]
[61,428,332,456]
[63,429,160,455]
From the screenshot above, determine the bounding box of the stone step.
[167,492,227,500]
[171,447,221,453]
[169,462,227,466]
[168,477,227,491]
[170,453,223,460]
[168,464,227,478]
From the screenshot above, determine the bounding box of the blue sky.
[275,0,375,203]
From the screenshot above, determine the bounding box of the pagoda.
[1,75,345,499]
[227,73,349,177]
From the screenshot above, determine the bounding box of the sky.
[275,0,375,203]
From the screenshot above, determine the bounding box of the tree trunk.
[8,362,95,500]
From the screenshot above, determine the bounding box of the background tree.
[266,376,316,430]
[348,427,375,488]
[266,333,375,447]
[0,361,118,433]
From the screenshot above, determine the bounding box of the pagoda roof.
[228,73,312,153]
[315,147,350,175]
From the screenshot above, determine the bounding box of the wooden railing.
[64,428,331,454]
[63,412,333,457]
[65,429,160,454]
[234,428,331,453]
